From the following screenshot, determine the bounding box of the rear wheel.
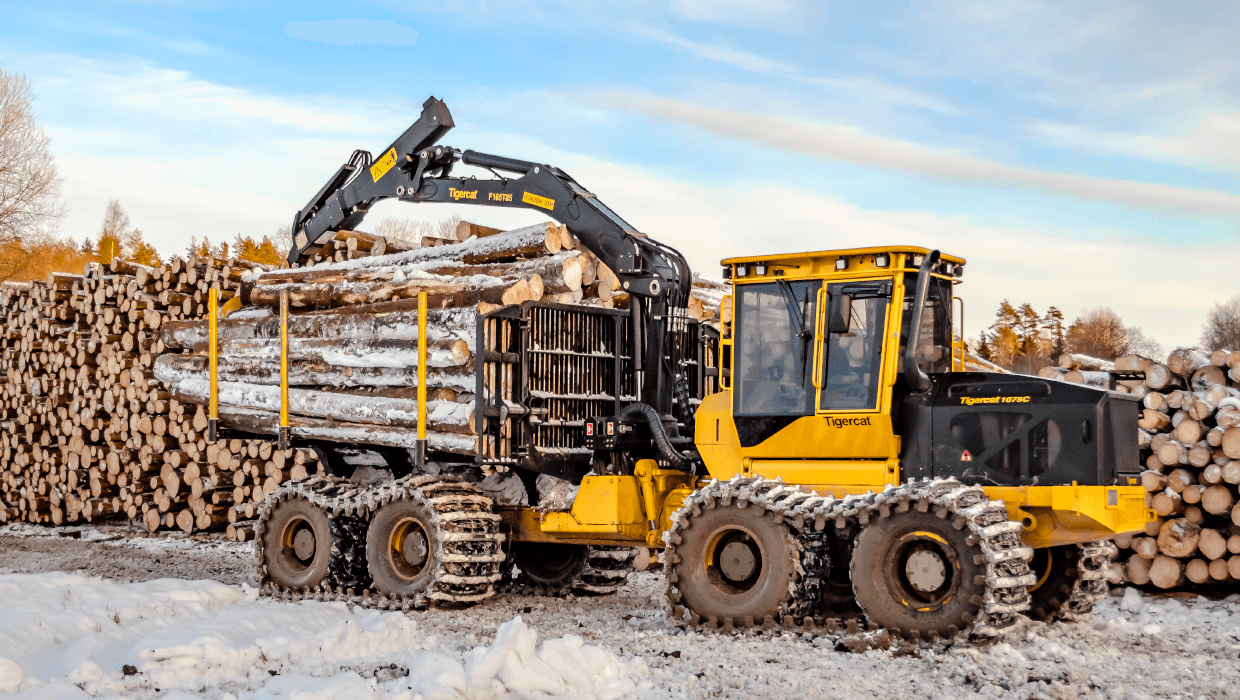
[851,509,987,639]
[262,496,367,590]
[669,502,799,626]
[366,498,441,598]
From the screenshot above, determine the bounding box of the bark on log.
[170,379,476,433]
[188,336,472,368]
[154,353,475,391]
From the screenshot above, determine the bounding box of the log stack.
[153,221,724,466]
[1047,347,1240,589]
[0,255,322,539]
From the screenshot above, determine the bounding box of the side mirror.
[827,293,852,334]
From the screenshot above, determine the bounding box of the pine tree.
[1042,306,1065,362]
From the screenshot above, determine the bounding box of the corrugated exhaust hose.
[620,402,693,470]
[904,250,940,394]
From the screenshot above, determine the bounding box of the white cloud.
[634,27,961,114]
[668,0,816,31]
[530,145,1225,348]
[599,91,1240,216]
[283,19,420,47]
[1031,114,1240,175]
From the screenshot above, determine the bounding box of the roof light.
[755,263,767,276]
[835,258,847,271]
[722,266,732,279]
[736,265,749,277]
[912,254,924,266]
[875,254,889,268]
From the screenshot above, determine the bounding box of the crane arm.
[288,96,696,430]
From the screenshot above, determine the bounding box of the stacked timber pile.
[153,221,724,465]
[0,255,322,540]
[1042,348,1240,589]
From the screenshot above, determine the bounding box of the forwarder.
[224,97,1152,641]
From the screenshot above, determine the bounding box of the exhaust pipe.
[904,250,941,394]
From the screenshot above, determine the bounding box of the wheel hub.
[402,530,428,567]
[719,541,757,582]
[905,548,947,593]
[389,517,430,579]
[292,527,317,562]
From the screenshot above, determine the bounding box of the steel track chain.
[1057,540,1119,620]
[254,474,506,609]
[663,476,1036,643]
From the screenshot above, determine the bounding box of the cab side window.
[820,283,888,411]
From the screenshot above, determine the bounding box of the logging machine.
[238,97,1153,639]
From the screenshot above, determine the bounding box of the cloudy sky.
[4,1,1240,348]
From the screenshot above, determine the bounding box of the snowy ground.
[3,524,1240,700]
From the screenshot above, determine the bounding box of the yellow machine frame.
[516,246,1151,551]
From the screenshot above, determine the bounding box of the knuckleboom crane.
[234,97,1153,640]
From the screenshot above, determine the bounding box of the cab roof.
[722,245,967,267]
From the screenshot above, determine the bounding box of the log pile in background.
[1050,348,1240,589]
[0,255,323,539]
[154,221,724,469]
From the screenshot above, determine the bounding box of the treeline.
[973,301,1162,374]
[0,200,289,283]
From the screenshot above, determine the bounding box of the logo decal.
[959,395,1031,406]
[961,450,972,462]
[449,187,478,200]
[827,416,872,428]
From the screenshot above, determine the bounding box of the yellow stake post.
[278,289,290,451]
[416,291,428,466]
[207,288,219,442]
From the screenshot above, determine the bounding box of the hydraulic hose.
[620,402,693,470]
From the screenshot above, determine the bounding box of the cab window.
[820,282,889,411]
[734,280,819,416]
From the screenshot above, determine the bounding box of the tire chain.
[255,474,506,609]
[1057,540,1118,620]
[663,476,1036,642]
[501,546,639,597]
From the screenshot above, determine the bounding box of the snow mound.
[0,573,647,699]
[398,616,646,700]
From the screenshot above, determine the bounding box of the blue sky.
[4,0,1240,348]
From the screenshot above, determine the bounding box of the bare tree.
[373,217,421,244]
[1125,325,1164,359]
[1065,307,1130,360]
[1201,295,1240,352]
[270,224,293,258]
[0,70,64,244]
[373,215,463,244]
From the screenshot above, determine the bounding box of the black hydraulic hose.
[620,402,693,469]
[904,250,941,394]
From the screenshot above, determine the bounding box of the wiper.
[777,280,814,383]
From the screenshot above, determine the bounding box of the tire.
[365,497,441,598]
[262,496,344,590]
[670,502,799,625]
[1026,545,1079,622]
[851,509,988,638]
[509,543,589,593]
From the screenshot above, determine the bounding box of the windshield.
[733,280,819,416]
